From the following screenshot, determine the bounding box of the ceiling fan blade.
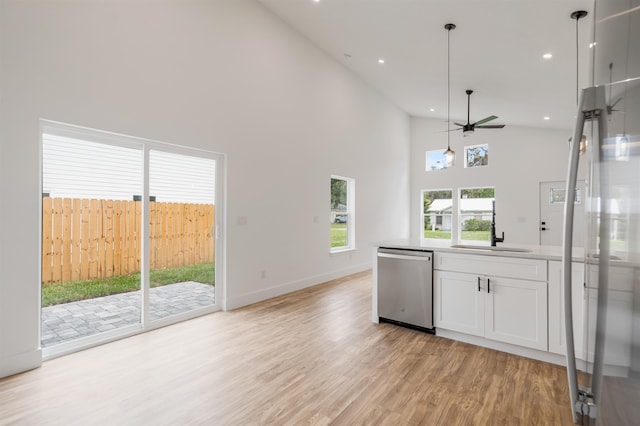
[475,124,505,129]
[472,115,498,126]
[434,128,462,134]
[453,122,466,127]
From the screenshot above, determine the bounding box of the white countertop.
[373,239,585,262]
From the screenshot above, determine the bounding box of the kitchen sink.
[450,244,532,253]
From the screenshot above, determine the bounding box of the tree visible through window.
[465,144,489,167]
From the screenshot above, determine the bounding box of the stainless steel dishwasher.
[377,247,434,333]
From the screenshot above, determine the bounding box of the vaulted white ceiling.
[256,0,594,131]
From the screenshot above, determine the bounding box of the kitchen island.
[372,240,632,370]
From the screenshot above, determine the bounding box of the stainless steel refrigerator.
[562,1,640,424]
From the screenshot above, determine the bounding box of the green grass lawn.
[424,230,452,239]
[331,223,347,247]
[42,262,215,307]
[461,231,490,241]
[424,230,490,241]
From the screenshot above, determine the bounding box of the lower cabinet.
[434,270,548,351]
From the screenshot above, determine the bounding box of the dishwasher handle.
[377,253,431,262]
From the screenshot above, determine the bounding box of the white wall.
[0,0,410,378]
[411,117,581,244]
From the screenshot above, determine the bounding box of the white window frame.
[330,175,355,254]
[425,149,448,171]
[458,186,495,245]
[464,143,489,168]
[421,189,454,243]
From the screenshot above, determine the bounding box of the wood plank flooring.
[0,271,574,425]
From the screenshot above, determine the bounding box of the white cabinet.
[548,260,586,359]
[434,271,484,336]
[434,253,548,351]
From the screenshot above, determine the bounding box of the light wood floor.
[0,271,573,425]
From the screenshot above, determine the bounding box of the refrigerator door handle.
[562,92,585,425]
[562,85,608,424]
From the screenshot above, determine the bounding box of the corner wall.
[0,0,410,378]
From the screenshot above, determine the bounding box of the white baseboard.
[0,349,42,379]
[226,263,371,310]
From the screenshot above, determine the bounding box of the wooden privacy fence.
[42,198,215,285]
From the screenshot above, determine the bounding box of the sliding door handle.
[477,276,481,292]
[487,278,491,293]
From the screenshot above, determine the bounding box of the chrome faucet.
[491,200,504,246]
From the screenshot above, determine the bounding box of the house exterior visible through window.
[423,189,453,241]
[459,187,495,243]
[330,176,354,252]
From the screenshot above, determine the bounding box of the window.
[464,144,489,168]
[423,190,453,240]
[459,187,495,243]
[330,176,354,252]
[425,150,448,171]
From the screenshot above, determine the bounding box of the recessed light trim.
[543,53,553,59]
[544,116,551,120]
[378,58,385,64]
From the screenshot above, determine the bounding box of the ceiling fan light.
[463,128,473,137]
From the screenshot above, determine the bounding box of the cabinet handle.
[487,278,491,293]
[477,276,481,292]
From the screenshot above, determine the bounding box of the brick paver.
[41,281,215,347]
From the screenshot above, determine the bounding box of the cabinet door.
[484,277,548,351]
[434,271,484,337]
[548,261,586,359]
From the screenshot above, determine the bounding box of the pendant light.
[444,23,456,167]
[570,10,588,154]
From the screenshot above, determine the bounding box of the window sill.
[330,247,356,256]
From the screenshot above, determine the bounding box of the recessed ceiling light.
[544,116,551,120]
[378,58,385,64]
[543,53,553,59]
[312,0,320,3]
[430,108,435,112]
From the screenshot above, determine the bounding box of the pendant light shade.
[444,146,455,167]
[443,23,456,167]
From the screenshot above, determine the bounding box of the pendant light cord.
[575,16,579,105]
[447,25,451,150]
[571,10,588,105]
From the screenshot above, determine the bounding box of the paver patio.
[41,281,215,347]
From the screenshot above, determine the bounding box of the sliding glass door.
[41,122,223,355]
[148,150,216,322]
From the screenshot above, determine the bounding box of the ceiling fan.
[453,90,505,136]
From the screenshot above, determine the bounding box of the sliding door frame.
[40,120,226,360]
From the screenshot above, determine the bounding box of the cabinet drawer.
[434,252,547,282]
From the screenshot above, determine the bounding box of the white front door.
[539,181,586,247]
